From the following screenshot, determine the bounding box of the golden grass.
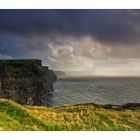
[0,99,139,130]
[27,104,140,131]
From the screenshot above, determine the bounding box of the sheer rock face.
[0,59,57,105]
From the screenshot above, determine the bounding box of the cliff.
[54,71,66,78]
[0,59,57,105]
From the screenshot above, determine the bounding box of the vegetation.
[1,59,43,76]
[0,98,140,130]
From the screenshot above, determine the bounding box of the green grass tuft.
[0,99,140,130]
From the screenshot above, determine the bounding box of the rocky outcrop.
[0,59,57,105]
[54,71,66,78]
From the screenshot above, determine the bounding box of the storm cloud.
[1,9,140,75]
[1,10,140,44]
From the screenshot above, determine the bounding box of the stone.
[0,59,57,105]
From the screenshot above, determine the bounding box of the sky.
[1,9,140,76]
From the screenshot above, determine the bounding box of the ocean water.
[46,77,140,106]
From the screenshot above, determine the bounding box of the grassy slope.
[0,99,140,130]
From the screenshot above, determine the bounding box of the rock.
[0,59,57,105]
[54,71,66,78]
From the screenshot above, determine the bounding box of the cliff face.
[0,59,57,105]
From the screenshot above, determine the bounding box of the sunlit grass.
[0,98,139,130]
[27,103,140,131]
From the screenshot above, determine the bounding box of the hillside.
[0,99,140,130]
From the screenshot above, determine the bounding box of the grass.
[0,98,140,130]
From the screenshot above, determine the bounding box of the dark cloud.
[0,10,140,44]
[1,10,140,72]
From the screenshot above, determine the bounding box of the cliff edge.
[0,59,57,105]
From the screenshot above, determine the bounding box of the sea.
[46,77,140,106]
